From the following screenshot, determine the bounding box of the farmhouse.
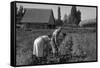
[20,8,55,29]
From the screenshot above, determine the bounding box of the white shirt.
[33,35,50,57]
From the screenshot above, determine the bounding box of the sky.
[16,3,96,21]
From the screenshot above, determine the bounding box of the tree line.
[56,6,81,26]
[16,5,81,26]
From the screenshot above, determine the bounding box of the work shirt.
[33,35,50,57]
[50,27,62,54]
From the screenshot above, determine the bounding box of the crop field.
[16,28,97,65]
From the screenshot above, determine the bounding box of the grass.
[16,28,97,65]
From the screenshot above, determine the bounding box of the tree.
[58,7,61,20]
[55,19,63,26]
[63,14,68,24]
[55,7,63,26]
[70,6,77,24]
[75,10,81,25]
[16,5,26,23]
[17,5,24,17]
[71,6,77,17]
[67,6,81,26]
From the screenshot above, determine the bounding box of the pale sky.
[16,3,96,21]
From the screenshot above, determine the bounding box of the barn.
[20,8,55,29]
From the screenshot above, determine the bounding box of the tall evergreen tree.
[55,6,63,26]
[71,6,77,17]
[67,6,81,25]
[63,14,68,23]
[58,7,61,20]
[75,10,81,25]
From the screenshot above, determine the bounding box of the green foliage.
[76,10,81,25]
[55,19,63,26]
[17,5,26,17]
[58,7,61,20]
[55,7,63,27]
[63,14,68,23]
[16,6,26,23]
[67,6,81,25]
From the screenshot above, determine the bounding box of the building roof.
[21,8,54,24]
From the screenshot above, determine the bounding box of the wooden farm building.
[20,8,55,29]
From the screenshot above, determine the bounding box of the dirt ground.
[16,28,97,65]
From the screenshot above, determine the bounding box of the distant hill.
[79,18,97,27]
